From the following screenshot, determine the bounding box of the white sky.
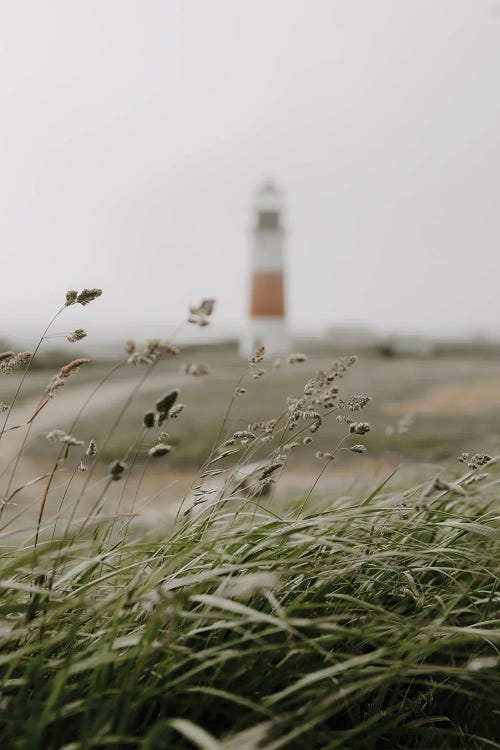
[1,0,500,342]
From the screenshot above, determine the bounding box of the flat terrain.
[1,347,499,535]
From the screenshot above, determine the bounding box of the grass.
[0,486,498,749]
[0,291,498,749]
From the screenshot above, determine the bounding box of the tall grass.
[0,291,498,749]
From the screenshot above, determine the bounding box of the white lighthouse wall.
[239,317,291,358]
[252,228,284,272]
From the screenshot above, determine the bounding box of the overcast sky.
[1,0,500,343]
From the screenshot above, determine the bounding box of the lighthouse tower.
[240,181,291,357]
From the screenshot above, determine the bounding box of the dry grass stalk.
[182,363,210,376]
[148,443,172,458]
[128,339,180,365]
[0,352,32,375]
[188,298,216,326]
[47,358,90,398]
[67,329,87,343]
[86,439,97,457]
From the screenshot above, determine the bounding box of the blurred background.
[1,0,500,516]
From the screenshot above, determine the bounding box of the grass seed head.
[190,298,216,317]
[183,363,210,376]
[60,358,90,378]
[0,351,32,374]
[288,352,307,364]
[468,453,492,469]
[233,430,256,441]
[263,419,277,433]
[16,352,32,365]
[169,404,185,419]
[46,429,67,443]
[350,421,371,435]
[156,389,179,415]
[249,345,265,365]
[76,288,102,306]
[67,329,87,343]
[342,395,372,412]
[156,389,180,423]
[148,443,172,458]
[125,340,136,355]
[48,359,90,397]
[259,461,283,481]
[188,298,215,327]
[86,439,97,457]
[46,429,83,446]
[65,289,78,306]
[351,444,367,454]
[109,460,126,480]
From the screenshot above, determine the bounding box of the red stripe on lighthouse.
[250,272,285,317]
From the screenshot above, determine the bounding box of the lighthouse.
[240,181,291,357]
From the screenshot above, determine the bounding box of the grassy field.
[70,350,500,468]
[2,344,500,536]
[4,345,500,471]
[0,295,499,748]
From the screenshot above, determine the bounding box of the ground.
[1,347,499,537]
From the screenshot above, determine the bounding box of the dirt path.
[384,378,500,417]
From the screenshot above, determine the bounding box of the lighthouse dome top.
[254,180,283,212]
